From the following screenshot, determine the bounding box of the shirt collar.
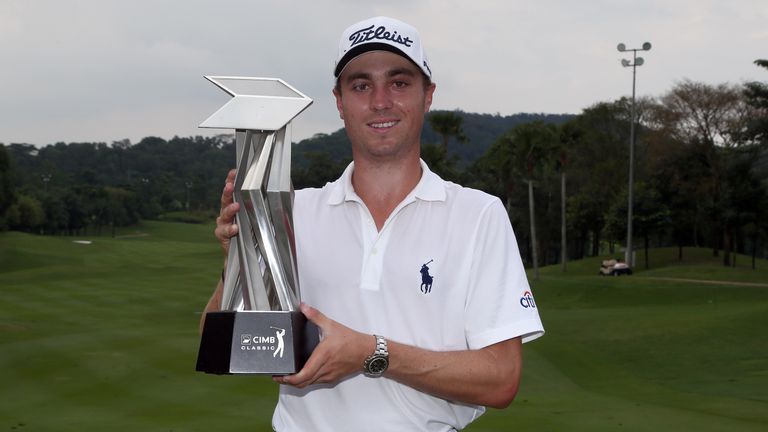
[327,159,446,205]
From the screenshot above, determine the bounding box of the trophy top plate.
[200,76,313,131]
[205,76,308,99]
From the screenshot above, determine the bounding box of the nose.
[370,85,393,111]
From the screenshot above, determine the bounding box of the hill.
[293,110,574,167]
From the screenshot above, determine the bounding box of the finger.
[301,303,330,330]
[214,222,238,242]
[221,181,235,208]
[220,169,237,208]
[279,349,325,387]
[220,184,231,208]
[214,225,227,243]
[282,370,316,388]
[219,202,240,224]
[299,363,328,388]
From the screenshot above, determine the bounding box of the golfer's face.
[334,51,434,162]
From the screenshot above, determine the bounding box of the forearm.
[386,337,522,409]
[199,277,224,334]
[276,305,524,408]
[202,169,239,334]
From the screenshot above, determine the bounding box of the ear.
[332,87,344,120]
[423,82,436,113]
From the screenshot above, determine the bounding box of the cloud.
[1,0,767,146]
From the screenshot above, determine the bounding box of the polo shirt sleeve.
[464,198,544,349]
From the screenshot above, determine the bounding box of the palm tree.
[557,122,580,271]
[503,121,559,279]
[428,111,468,154]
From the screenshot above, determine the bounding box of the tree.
[653,80,757,265]
[63,189,87,235]
[292,151,350,189]
[655,80,745,148]
[489,121,559,277]
[104,187,139,237]
[562,101,632,258]
[0,145,14,230]
[424,111,468,181]
[419,142,460,181]
[428,111,468,154]
[743,59,768,145]
[557,122,580,270]
[632,183,670,269]
[8,194,45,232]
[41,193,69,235]
[649,136,708,259]
[721,149,768,268]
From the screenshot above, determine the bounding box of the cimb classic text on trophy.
[195,76,319,375]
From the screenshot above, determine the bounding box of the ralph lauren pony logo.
[420,260,434,294]
[348,25,414,48]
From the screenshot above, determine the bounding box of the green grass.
[0,222,276,431]
[1,224,767,431]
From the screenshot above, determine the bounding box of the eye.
[392,80,409,89]
[351,82,370,92]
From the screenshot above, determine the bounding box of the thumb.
[300,302,329,329]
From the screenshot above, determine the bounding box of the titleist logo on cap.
[348,25,414,48]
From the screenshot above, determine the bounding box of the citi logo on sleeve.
[348,25,414,48]
[520,291,537,308]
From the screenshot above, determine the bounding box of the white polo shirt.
[272,161,544,432]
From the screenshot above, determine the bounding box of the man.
[205,16,544,431]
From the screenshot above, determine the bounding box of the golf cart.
[599,258,632,276]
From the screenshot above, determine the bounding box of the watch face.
[368,356,388,375]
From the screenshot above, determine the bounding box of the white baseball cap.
[334,16,432,79]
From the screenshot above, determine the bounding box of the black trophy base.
[196,310,319,375]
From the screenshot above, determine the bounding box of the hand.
[274,303,373,388]
[214,169,239,257]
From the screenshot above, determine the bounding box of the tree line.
[1,61,766,269]
[456,61,767,270]
[0,111,569,237]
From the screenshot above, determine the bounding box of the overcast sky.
[1,0,766,147]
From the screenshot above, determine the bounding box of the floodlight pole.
[41,173,52,194]
[617,42,651,267]
[185,181,192,211]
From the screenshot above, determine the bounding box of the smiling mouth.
[369,120,398,129]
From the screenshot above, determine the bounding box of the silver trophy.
[195,76,318,375]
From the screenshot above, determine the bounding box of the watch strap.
[363,334,389,375]
[373,334,388,356]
